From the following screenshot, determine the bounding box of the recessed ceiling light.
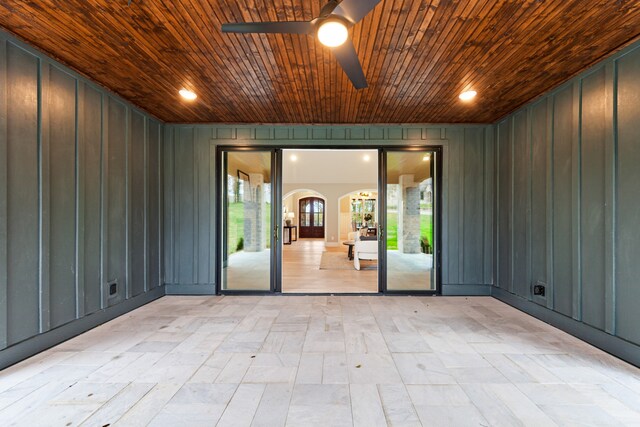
[179,89,197,101]
[290,154,298,162]
[459,90,477,101]
[317,20,348,47]
[423,154,430,161]
[363,154,371,162]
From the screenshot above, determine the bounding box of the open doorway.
[281,149,378,293]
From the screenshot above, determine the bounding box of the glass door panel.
[222,151,273,291]
[385,150,436,291]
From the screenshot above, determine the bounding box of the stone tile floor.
[1,296,639,426]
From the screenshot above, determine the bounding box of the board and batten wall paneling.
[0,33,164,366]
[5,42,39,345]
[616,49,640,345]
[493,41,640,360]
[163,125,495,295]
[496,119,512,292]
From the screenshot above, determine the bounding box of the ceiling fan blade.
[222,21,313,34]
[332,0,382,24]
[331,39,368,89]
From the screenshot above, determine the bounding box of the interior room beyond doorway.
[282,149,379,293]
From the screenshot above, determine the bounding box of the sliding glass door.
[381,149,439,292]
[220,149,278,291]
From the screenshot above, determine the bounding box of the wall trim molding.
[442,284,492,296]
[165,283,216,295]
[0,286,165,370]
[492,287,640,368]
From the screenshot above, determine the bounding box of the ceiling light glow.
[179,89,197,100]
[459,90,477,101]
[363,154,371,162]
[290,154,298,162]
[317,20,348,47]
[423,154,430,161]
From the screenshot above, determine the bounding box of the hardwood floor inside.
[282,239,378,294]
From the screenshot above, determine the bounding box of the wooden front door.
[299,197,325,238]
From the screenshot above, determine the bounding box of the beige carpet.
[319,251,378,271]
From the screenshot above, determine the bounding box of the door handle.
[379,225,384,239]
[274,224,279,241]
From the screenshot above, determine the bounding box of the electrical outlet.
[108,281,118,296]
[533,282,546,296]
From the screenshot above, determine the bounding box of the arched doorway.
[299,197,325,238]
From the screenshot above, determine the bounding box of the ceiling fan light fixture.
[459,90,477,101]
[179,89,197,101]
[317,20,348,47]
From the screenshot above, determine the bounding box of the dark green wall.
[162,125,495,295]
[494,41,640,350]
[0,32,163,364]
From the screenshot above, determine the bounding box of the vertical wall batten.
[546,96,555,311]
[38,59,50,333]
[75,79,82,319]
[0,38,7,349]
[572,81,582,321]
[604,60,617,335]
[6,42,40,345]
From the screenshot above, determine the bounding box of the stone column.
[398,174,421,253]
[243,173,265,252]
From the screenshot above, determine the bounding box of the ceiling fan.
[222,0,382,89]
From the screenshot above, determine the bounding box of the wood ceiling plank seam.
[495,6,640,120]
[121,0,239,120]
[151,0,267,121]
[441,0,572,121]
[390,0,496,122]
[308,1,329,123]
[454,0,600,121]
[216,0,294,122]
[362,0,411,121]
[395,0,497,120]
[87,0,219,120]
[281,0,315,122]
[380,0,457,123]
[357,0,403,122]
[344,2,388,123]
[398,0,490,121]
[273,0,311,122]
[217,0,291,121]
[378,0,457,123]
[370,0,433,122]
[406,0,525,122]
[380,0,442,122]
[384,2,457,122]
[228,0,288,118]
[345,20,366,123]
[418,0,511,121]
[207,0,285,121]
[6,2,191,121]
[256,0,309,122]
[292,0,321,122]
[354,3,384,122]
[347,12,367,122]
[238,0,295,121]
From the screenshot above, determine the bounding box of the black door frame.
[216,146,281,294]
[216,144,442,295]
[378,146,443,295]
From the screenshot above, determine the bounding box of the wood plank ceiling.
[1,0,640,123]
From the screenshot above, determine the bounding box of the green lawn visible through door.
[386,211,433,251]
